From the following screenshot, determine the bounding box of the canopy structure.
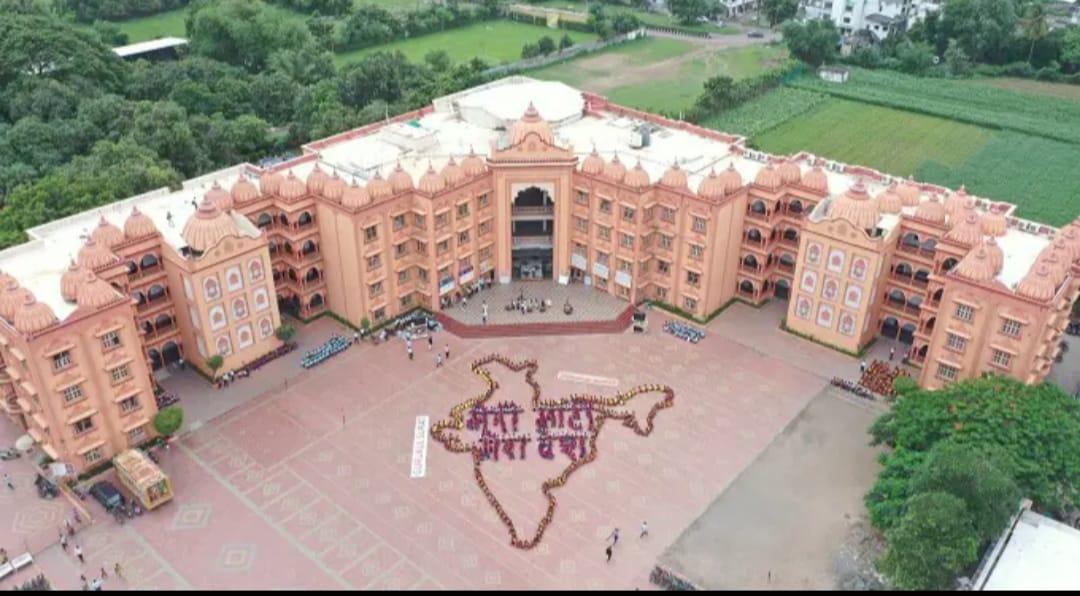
[112,449,173,510]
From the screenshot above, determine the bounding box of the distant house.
[800,0,941,42]
[818,65,850,83]
[112,37,188,62]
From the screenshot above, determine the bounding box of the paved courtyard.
[442,280,628,325]
[5,299,872,591]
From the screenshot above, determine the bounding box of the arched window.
[131,290,146,305]
[301,240,316,255]
[746,228,763,242]
[783,228,798,242]
[920,238,937,253]
[788,200,803,214]
[914,269,931,284]
[259,317,273,338]
[305,268,320,282]
[140,253,159,270]
[232,297,248,319]
[278,213,289,227]
[298,211,313,226]
[256,213,272,228]
[888,289,906,305]
[216,335,232,356]
[147,284,166,302]
[742,254,758,269]
[125,261,138,275]
[739,280,755,294]
[154,314,172,330]
[901,232,919,248]
[310,293,324,308]
[894,262,913,278]
[750,200,767,214]
[942,257,959,272]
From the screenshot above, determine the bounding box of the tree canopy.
[877,491,981,591]
[781,19,839,67]
[668,0,717,26]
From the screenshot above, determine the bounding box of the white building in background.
[800,0,940,41]
[718,0,760,17]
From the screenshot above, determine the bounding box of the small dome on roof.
[581,148,604,175]
[510,102,554,146]
[389,163,413,193]
[718,163,743,193]
[322,173,346,202]
[944,186,968,216]
[368,171,392,199]
[418,163,446,194]
[278,171,307,200]
[777,160,800,185]
[60,260,82,303]
[0,278,28,322]
[306,166,329,195]
[181,198,238,253]
[913,194,946,225]
[1059,226,1080,262]
[945,212,984,247]
[13,293,57,335]
[603,154,626,182]
[897,177,921,207]
[830,180,879,230]
[876,185,902,214]
[206,182,233,212]
[441,157,465,186]
[76,270,121,310]
[1039,248,1069,285]
[259,170,283,196]
[953,247,996,283]
[124,206,157,239]
[342,182,371,209]
[984,237,1004,274]
[624,161,650,189]
[800,165,828,194]
[981,209,1007,237]
[462,147,486,177]
[231,176,259,203]
[753,164,781,190]
[659,163,688,189]
[698,169,725,200]
[90,217,124,249]
[77,238,119,271]
[1017,264,1057,301]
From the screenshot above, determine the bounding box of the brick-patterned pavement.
[8,301,864,591]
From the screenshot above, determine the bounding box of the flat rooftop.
[978,508,1080,590]
[112,37,188,58]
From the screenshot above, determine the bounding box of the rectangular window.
[393,214,406,231]
[417,268,429,282]
[599,199,612,214]
[1001,319,1022,337]
[479,247,492,261]
[661,206,676,223]
[692,216,707,234]
[596,251,609,267]
[478,194,490,209]
[657,260,671,275]
[110,364,130,384]
[659,234,673,250]
[618,259,633,273]
[687,271,700,286]
[63,384,83,404]
[683,296,698,312]
[479,220,492,236]
[946,333,967,352]
[101,332,121,350]
[128,427,145,445]
[398,269,410,284]
[373,307,386,322]
[437,240,450,255]
[620,233,634,249]
[575,191,588,206]
[400,294,413,308]
[458,257,472,273]
[991,350,1013,368]
[575,217,588,233]
[370,281,384,298]
[73,416,94,435]
[364,225,378,243]
[53,351,71,372]
[413,214,426,229]
[572,242,587,257]
[622,206,636,222]
[395,242,408,258]
[597,225,611,241]
[655,286,668,300]
[955,304,974,322]
[458,230,470,245]
[415,241,427,255]
[936,363,959,381]
[84,447,103,464]
[689,244,704,260]
[457,203,470,218]
[119,396,139,413]
[435,212,449,229]
[367,254,381,271]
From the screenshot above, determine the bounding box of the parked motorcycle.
[0,448,20,460]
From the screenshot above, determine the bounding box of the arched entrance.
[511,186,554,280]
[774,278,790,300]
[881,316,899,339]
[162,341,182,366]
[147,348,163,371]
[899,323,917,345]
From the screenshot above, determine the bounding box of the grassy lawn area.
[531,0,738,33]
[529,37,694,88]
[106,4,307,42]
[966,77,1080,102]
[742,96,1080,225]
[335,20,597,66]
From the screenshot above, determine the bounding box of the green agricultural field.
[531,41,786,113]
[702,87,827,138]
[966,77,1080,102]
[335,20,598,66]
[107,4,307,42]
[745,97,1080,226]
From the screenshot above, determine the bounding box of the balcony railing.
[136,294,170,313]
[511,205,554,217]
[512,235,553,249]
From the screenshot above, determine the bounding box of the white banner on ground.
[411,416,430,479]
[556,371,619,388]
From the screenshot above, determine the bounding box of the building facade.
[800,0,941,41]
[0,77,1076,470]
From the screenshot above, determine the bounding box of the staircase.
[437,306,634,339]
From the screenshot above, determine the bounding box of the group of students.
[401,334,452,367]
[605,522,649,562]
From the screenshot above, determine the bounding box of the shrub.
[153,406,184,437]
[275,324,296,342]
[206,354,224,372]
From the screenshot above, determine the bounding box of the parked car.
[89,481,125,512]
[748,31,765,38]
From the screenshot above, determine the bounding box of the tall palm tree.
[1020,2,1049,65]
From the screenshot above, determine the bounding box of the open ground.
[2,300,895,590]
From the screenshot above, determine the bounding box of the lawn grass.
[531,0,738,33]
[107,4,308,42]
[528,37,693,88]
[334,20,598,66]
[966,77,1080,102]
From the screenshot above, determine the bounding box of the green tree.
[944,38,973,77]
[1064,27,1080,71]
[268,44,336,86]
[0,13,126,94]
[559,33,574,52]
[90,20,129,46]
[1019,1,1050,65]
[877,492,981,591]
[206,354,224,373]
[537,35,556,56]
[153,406,184,437]
[186,0,311,72]
[781,19,839,67]
[521,42,541,59]
[762,0,798,27]
[892,375,918,397]
[896,41,936,75]
[275,324,296,342]
[910,440,1020,540]
[668,0,717,25]
[938,0,1018,64]
[424,49,452,72]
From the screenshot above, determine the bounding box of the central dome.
[509,102,554,146]
[182,198,238,253]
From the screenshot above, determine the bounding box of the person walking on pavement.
[427,335,433,351]
[889,347,895,361]
[59,532,68,551]
[482,301,488,325]
[608,527,620,546]
[113,563,123,580]
[407,346,414,361]
[444,344,450,360]
[640,521,648,538]
[3,473,13,490]
[605,545,613,563]
[859,360,867,374]
[74,543,84,564]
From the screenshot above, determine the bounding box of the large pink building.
[1,77,1076,470]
